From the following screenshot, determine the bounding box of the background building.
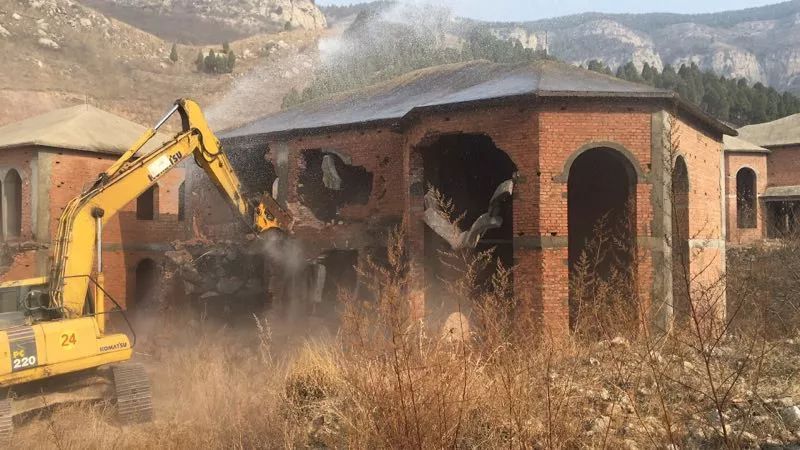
[0,105,186,310]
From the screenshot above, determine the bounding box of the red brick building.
[730,114,800,241]
[0,105,187,309]
[723,136,769,244]
[217,60,734,333]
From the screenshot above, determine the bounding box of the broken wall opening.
[567,147,637,330]
[766,200,800,238]
[297,149,373,223]
[419,134,517,303]
[672,156,691,327]
[313,250,360,318]
[228,140,277,198]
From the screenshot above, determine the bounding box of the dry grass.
[8,224,800,449]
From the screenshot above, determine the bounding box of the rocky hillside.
[81,0,326,44]
[480,1,800,93]
[0,0,321,128]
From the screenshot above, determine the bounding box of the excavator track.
[113,364,153,424]
[0,399,11,444]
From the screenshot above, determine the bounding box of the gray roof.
[0,104,170,155]
[738,113,800,148]
[762,185,800,200]
[222,60,735,140]
[723,135,770,154]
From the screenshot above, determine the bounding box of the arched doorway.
[567,147,638,331]
[736,168,757,229]
[672,157,691,326]
[4,169,22,239]
[134,259,160,309]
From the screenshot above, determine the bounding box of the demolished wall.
[198,97,727,333]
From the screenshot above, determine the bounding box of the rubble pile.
[164,240,267,311]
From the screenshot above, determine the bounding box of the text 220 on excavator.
[0,99,291,440]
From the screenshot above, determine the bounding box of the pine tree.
[226,51,236,73]
[170,43,179,63]
[660,64,678,90]
[641,62,655,83]
[587,59,612,75]
[617,62,642,82]
[195,50,205,71]
[205,49,216,73]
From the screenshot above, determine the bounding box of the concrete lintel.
[514,235,664,250]
[513,235,568,249]
[688,239,726,250]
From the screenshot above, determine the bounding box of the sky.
[315,0,784,22]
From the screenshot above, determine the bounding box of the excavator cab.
[0,278,50,329]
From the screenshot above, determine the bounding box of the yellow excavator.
[0,99,291,440]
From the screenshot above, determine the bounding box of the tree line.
[195,42,237,74]
[588,60,800,126]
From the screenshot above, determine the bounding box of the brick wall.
[46,149,187,246]
[766,145,800,188]
[198,129,407,252]
[537,101,656,333]
[674,117,726,315]
[724,152,768,244]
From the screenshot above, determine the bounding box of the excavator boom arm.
[47,99,289,317]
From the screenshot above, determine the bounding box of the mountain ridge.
[472,1,800,93]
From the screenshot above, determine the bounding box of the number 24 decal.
[61,333,77,349]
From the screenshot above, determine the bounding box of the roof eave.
[221,117,405,143]
[724,148,771,154]
[223,91,735,143]
[0,142,124,155]
[757,142,800,150]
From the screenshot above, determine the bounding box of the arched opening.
[568,147,637,331]
[419,134,517,302]
[134,259,160,309]
[4,170,22,239]
[178,181,186,221]
[672,157,691,326]
[137,184,159,221]
[736,168,757,229]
